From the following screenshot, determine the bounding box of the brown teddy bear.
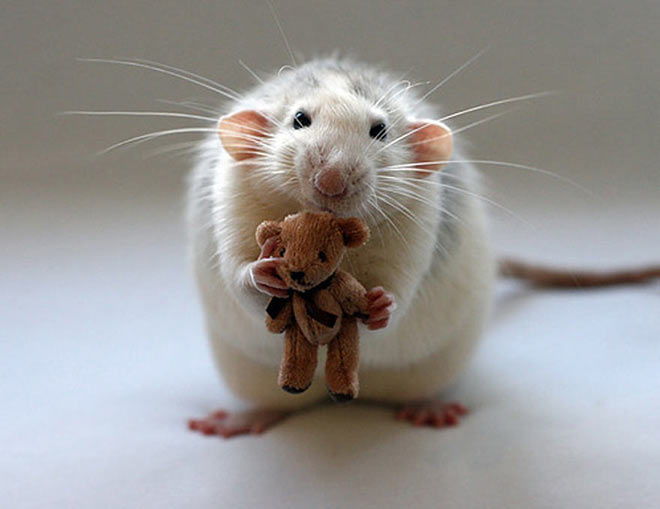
[255,211,371,401]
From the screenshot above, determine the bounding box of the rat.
[185,57,660,438]
[185,57,491,437]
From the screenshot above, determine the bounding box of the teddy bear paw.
[327,387,356,403]
[281,383,312,394]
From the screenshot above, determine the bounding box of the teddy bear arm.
[265,298,292,333]
[330,270,369,317]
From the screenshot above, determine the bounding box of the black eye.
[293,111,312,129]
[318,251,327,262]
[279,247,286,257]
[369,122,387,141]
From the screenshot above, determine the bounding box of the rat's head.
[256,211,369,292]
[218,59,453,217]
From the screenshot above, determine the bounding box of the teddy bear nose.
[290,271,305,283]
[314,168,346,197]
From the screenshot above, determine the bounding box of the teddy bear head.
[256,211,370,292]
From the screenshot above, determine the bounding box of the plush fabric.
[256,211,370,400]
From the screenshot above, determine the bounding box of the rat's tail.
[499,259,660,288]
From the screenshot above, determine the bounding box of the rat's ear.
[337,217,370,248]
[407,120,453,177]
[256,220,282,247]
[219,110,271,161]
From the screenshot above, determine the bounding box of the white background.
[2,1,659,507]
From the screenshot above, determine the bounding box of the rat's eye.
[279,247,286,257]
[318,251,327,262]
[293,111,312,129]
[369,122,387,141]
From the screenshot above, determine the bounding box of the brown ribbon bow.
[266,274,338,328]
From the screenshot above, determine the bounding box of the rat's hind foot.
[188,408,289,438]
[395,401,468,428]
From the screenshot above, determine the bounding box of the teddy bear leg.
[325,317,359,402]
[278,325,318,394]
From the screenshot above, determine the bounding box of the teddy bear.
[255,211,372,401]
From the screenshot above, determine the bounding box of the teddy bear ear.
[337,217,370,248]
[256,220,282,247]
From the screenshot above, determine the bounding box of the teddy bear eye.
[318,251,327,262]
[279,247,286,257]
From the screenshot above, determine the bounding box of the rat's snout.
[290,271,305,283]
[314,168,346,197]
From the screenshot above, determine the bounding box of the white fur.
[188,59,495,407]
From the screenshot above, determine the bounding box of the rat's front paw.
[249,258,289,297]
[363,286,396,330]
[248,237,289,297]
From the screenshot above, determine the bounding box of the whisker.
[376,91,556,155]
[370,194,409,247]
[373,79,411,109]
[157,99,219,115]
[361,196,386,248]
[376,188,436,231]
[367,49,487,155]
[79,57,241,102]
[380,159,592,196]
[132,57,243,99]
[266,0,298,67]
[377,177,459,214]
[364,81,427,155]
[375,191,450,258]
[143,140,202,159]
[98,127,223,155]
[238,59,265,84]
[377,179,464,225]
[408,109,516,148]
[61,110,216,122]
[219,120,275,138]
[438,91,557,124]
[414,46,489,107]
[377,172,529,225]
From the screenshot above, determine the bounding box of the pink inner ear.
[218,110,270,161]
[408,121,453,177]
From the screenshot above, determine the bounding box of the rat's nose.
[314,168,346,197]
[290,271,305,283]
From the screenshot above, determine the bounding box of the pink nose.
[314,168,346,197]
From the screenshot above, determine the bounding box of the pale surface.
[2,1,660,507]
[3,171,659,509]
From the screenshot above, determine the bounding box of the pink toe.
[366,287,385,299]
[413,409,431,426]
[367,319,389,330]
[370,294,392,309]
[444,409,459,426]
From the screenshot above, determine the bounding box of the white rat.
[186,57,493,437]
[72,55,660,437]
[184,57,660,438]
